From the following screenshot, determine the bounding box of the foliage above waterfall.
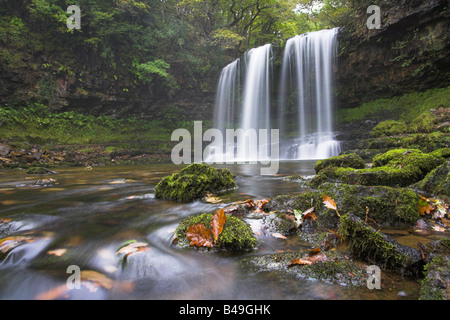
[0,0,365,111]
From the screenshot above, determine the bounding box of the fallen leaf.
[116,240,150,261]
[309,247,321,255]
[271,233,287,239]
[0,218,11,224]
[303,208,318,221]
[186,223,213,248]
[210,208,226,243]
[255,199,270,213]
[0,236,36,254]
[289,258,312,266]
[418,202,435,216]
[322,195,340,217]
[441,217,450,227]
[288,253,327,266]
[35,284,68,300]
[205,193,222,204]
[432,224,446,232]
[81,270,114,290]
[47,249,67,257]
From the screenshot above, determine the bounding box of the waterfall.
[241,44,272,132]
[213,59,240,134]
[280,28,340,160]
[210,28,340,163]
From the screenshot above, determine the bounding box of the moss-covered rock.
[419,254,450,300]
[262,212,298,236]
[418,239,450,300]
[155,163,237,202]
[430,148,450,159]
[311,149,445,188]
[318,183,420,225]
[314,153,366,174]
[371,120,408,137]
[174,213,257,251]
[338,214,424,276]
[372,148,442,172]
[264,183,421,228]
[414,161,450,197]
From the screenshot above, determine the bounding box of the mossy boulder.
[413,161,450,197]
[318,183,420,225]
[174,213,257,251]
[418,239,450,300]
[430,148,450,159]
[338,214,424,277]
[262,212,298,236]
[266,183,420,227]
[311,149,445,188]
[155,163,237,202]
[314,153,366,174]
[371,120,408,137]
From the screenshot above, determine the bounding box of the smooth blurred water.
[0,162,426,300]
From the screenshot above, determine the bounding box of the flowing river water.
[0,161,443,300]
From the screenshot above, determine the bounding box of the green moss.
[318,183,420,225]
[430,148,450,159]
[419,254,450,300]
[338,214,423,276]
[312,149,445,188]
[337,86,450,124]
[314,153,366,174]
[414,161,450,197]
[371,120,408,137]
[372,149,443,173]
[174,213,257,251]
[154,163,237,202]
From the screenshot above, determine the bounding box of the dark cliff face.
[0,34,215,120]
[336,0,450,108]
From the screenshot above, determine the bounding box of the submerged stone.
[154,163,236,202]
[262,211,298,236]
[338,214,424,277]
[242,249,367,287]
[26,167,56,175]
[174,212,257,251]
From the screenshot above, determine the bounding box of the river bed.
[0,161,443,300]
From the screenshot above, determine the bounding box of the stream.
[0,161,439,300]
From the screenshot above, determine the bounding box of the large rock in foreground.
[155,163,236,202]
[338,214,424,277]
[174,212,257,251]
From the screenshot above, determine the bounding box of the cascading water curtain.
[279,28,341,160]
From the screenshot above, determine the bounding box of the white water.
[280,28,340,160]
[210,28,340,163]
[213,59,240,134]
